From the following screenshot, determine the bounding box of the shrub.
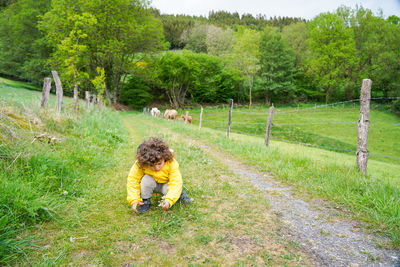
[390,99,400,114]
[120,75,153,109]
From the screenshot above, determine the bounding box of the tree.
[281,22,309,67]
[160,15,194,49]
[206,25,235,57]
[155,51,199,108]
[338,6,400,98]
[257,28,297,104]
[40,0,166,105]
[0,0,51,82]
[229,26,260,107]
[181,22,208,53]
[387,15,400,25]
[307,12,358,102]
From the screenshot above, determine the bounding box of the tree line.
[0,0,399,110]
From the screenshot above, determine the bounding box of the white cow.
[151,107,160,117]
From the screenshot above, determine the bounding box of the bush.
[120,75,153,109]
[390,99,400,114]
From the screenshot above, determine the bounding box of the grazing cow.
[181,114,192,123]
[164,109,178,120]
[151,107,160,117]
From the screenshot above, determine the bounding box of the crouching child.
[127,137,191,213]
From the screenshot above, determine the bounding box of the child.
[127,137,191,213]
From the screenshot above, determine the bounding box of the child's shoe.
[179,189,191,204]
[137,198,150,213]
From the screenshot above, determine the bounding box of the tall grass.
[0,81,126,264]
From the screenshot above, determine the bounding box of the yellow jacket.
[127,158,183,207]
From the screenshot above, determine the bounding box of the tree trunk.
[112,72,121,106]
[104,85,112,105]
[118,74,127,102]
[249,75,253,108]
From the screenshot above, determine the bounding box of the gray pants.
[140,175,168,199]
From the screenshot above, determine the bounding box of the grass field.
[182,103,400,165]
[0,78,312,265]
[1,78,399,264]
[149,114,400,244]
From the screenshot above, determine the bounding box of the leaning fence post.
[357,79,372,175]
[265,104,275,146]
[199,106,203,130]
[40,77,51,108]
[226,99,233,138]
[51,70,63,113]
[184,111,189,126]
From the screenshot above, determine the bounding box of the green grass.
[0,77,41,91]
[1,77,399,264]
[183,104,400,165]
[1,78,311,265]
[148,115,400,247]
[0,79,127,264]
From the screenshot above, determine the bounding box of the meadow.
[1,78,399,265]
[182,102,400,166]
[0,79,312,265]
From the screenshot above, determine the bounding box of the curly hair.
[136,137,173,168]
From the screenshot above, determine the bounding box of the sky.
[150,0,400,20]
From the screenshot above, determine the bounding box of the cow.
[163,109,178,120]
[151,107,160,117]
[181,114,192,123]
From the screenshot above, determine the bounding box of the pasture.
[182,103,400,166]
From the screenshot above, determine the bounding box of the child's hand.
[162,201,170,211]
[131,201,143,213]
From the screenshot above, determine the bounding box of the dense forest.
[0,0,399,109]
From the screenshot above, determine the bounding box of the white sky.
[150,0,400,20]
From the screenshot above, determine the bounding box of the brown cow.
[181,114,192,123]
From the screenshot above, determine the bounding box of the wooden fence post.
[265,104,275,146]
[91,95,96,108]
[184,111,189,126]
[51,70,63,113]
[85,91,90,111]
[199,106,203,130]
[98,98,104,111]
[357,79,372,175]
[73,84,79,111]
[40,77,51,108]
[226,99,233,138]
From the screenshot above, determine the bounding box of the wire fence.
[146,96,399,163]
[191,96,400,163]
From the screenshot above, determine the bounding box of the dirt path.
[197,142,400,266]
[142,117,400,266]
